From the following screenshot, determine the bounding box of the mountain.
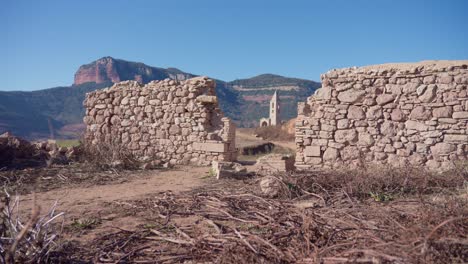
[74,56,195,85]
[0,57,320,139]
[0,82,112,139]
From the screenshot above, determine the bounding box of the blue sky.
[2,0,467,91]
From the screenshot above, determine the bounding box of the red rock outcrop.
[74,57,121,85]
[73,56,194,86]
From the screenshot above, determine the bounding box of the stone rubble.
[211,161,249,179]
[296,61,468,170]
[83,77,237,166]
[255,154,295,175]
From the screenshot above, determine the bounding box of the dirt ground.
[1,131,467,263]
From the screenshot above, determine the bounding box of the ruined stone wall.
[84,77,237,166]
[296,61,468,170]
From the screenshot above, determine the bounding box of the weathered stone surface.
[323,148,339,161]
[255,154,295,174]
[405,120,429,131]
[337,90,366,103]
[192,142,227,153]
[296,61,468,171]
[444,134,468,143]
[391,109,405,121]
[410,106,431,120]
[259,176,286,198]
[315,87,332,100]
[84,77,237,167]
[376,94,395,105]
[335,129,358,143]
[380,122,396,136]
[366,106,383,120]
[418,84,437,103]
[212,161,248,180]
[432,106,452,118]
[196,95,218,104]
[347,106,365,120]
[453,112,468,119]
[358,133,374,147]
[304,146,321,157]
[431,143,456,156]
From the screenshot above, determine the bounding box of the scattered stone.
[255,154,295,175]
[259,176,286,198]
[211,161,248,180]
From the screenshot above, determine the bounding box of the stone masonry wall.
[84,76,237,166]
[296,61,468,170]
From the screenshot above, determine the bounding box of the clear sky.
[2,0,468,91]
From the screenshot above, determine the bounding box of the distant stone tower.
[259,91,281,126]
[270,91,280,126]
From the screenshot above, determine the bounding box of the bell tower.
[269,91,280,126]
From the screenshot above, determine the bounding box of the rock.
[304,146,321,157]
[95,104,107,109]
[405,120,429,131]
[432,106,452,118]
[121,120,132,127]
[410,106,431,120]
[337,90,366,103]
[255,154,295,175]
[169,125,181,135]
[314,87,332,100]
[380,122,396,136]
[196,95,218,104]
[358,133,375,147]
[259,176,286,198]
[444,134,468,143]
[47,150,69,165]
[335,129,358,143]
[366,106,383,120]
[323,147,339,161]
[347,106,365,120]
[452,112,468,119]
[341,146,360,160]
[337,119,349,129]
[137,96,145,106]
[431,143,456,156]
[418,84,437,103]
[376,94,395,105]
[212,161,248,180]
[391,109,405,121]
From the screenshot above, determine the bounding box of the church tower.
[269,91,280,126]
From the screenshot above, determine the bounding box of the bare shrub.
[285,164,467,200]
[79,137,143,170]
[0,191,64,263]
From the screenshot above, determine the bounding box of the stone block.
[337,90,366,103]
[304,146,321,157]
[444,134,468,143]
[376,94,395,105]
[192,142,227,153]
[453,112,468,119]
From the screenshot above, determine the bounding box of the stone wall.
[295,61,468,170]
[84,76,237,166]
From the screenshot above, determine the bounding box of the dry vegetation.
[4,163,461,263]
[253,125,295,141]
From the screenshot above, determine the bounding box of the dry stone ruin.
[296,61,468,170]
[84,76,237,166]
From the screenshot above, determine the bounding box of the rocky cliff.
[74,57,195,85]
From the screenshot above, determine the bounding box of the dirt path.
[17,166,210,219]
